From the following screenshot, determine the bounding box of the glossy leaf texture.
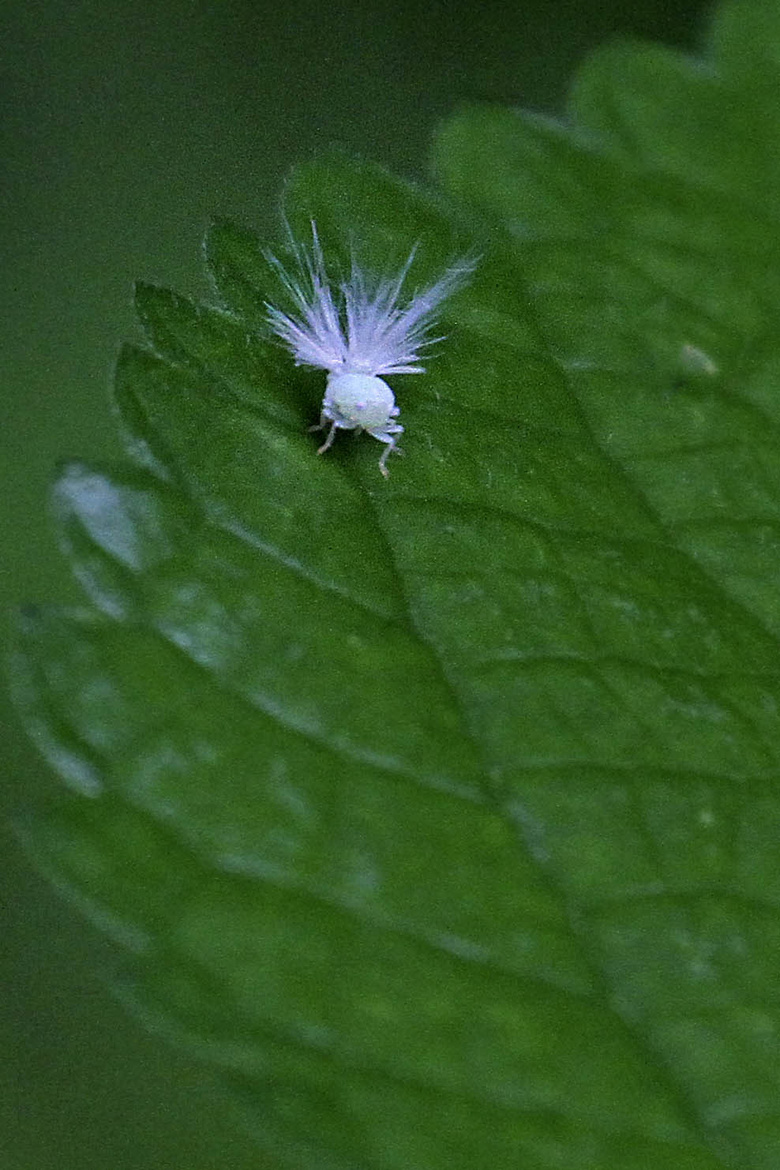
[12,1,780,1166]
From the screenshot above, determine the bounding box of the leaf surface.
[13,2,780,1166]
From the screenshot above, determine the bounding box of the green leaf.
[12,1,780,1166]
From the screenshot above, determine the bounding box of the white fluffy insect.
[265,224,474,477]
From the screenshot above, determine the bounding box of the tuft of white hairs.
[265,223,475,476]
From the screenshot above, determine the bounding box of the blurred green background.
[2,1,708,1166]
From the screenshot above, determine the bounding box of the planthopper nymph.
[265,224,475,477]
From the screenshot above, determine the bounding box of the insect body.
[265,225,473,477]
[317,371,402,477]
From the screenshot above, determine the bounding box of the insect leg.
[316,419,339,455]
